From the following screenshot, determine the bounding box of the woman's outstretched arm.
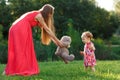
[35,13,63,47]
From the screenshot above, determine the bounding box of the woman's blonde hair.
[40,4,55,45]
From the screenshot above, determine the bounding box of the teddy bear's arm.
[55,47,62,56]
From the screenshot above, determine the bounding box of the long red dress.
[5,11,40,76]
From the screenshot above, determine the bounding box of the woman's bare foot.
[2,71,5,75]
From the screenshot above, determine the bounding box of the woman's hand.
[57,40,64,47]
[51,38,64,47]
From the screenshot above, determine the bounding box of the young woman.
[3,4,64,76]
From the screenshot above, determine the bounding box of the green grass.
[0,60,120,80]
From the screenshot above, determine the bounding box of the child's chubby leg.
[84,66,88,71]
[90,66,95,72]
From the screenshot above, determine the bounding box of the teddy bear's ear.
[61,36,71,43]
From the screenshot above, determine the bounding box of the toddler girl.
[80,31,96,72]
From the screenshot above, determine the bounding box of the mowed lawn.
[0,60,120,80]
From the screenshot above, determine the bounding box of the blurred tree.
[114,0,120,36]
[66,18,83,60]
[49,0,118,39]
[0,0,12,39]
[114,0,120,14]
[0,24,3,41]
[0,0,119,40]
[0,24,7,63]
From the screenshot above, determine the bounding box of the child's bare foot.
[80,51,84,56]
[92,68,95,72]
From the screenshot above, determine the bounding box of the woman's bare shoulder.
[35,13,44,22]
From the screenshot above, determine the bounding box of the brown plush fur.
[55,36,75,64]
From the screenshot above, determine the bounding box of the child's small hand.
[80,51,84,56]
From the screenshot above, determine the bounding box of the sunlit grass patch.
[0,60,120,80]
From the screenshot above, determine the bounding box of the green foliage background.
[0,0,120,63]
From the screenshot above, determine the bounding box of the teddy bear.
[55,36,75,64]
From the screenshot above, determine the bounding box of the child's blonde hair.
[81,31,93,40]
